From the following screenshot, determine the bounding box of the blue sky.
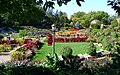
[53,0,116,18]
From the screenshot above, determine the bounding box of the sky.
[53,0,116,18]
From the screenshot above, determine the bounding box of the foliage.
[102,29,111,36]
[97,36,104,43]
[111,41,120,54]
[87,37,96,42]
[61,46,73,58]
[0,61,55,75]
[1,54,120,75]
[111,32,118,38]
[102,37,112,51]
[0,46,7,52]
[83,11,109,25]
[47,10,69,29]
[111,20,118,27]
[71,17,81,25]
[107,0,120,15]
[45,53,61,72]
[17,39,25,46]
[19,29,28,38]
[79,58,116,75]
[91,29,101,37]
[90,24,101,29]
[0,0,45,27]
[71,11,109,28]
[10,51,25,61]
[70,11,86,19]
[87,42,96,56]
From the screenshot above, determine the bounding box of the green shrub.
[62,46,73,58]
[111,32,118,38]
[117,33,120,37]
[102,29,111,36]
[10,51,25,61]
[6,46,12,52]
[97,36,104,43]
[90,24,100,29]
[111,42,120,54]
[0,46,7,52]
[91,29,101,37]
[87,42,96,56]
[87,37,96,42]
[19,29,28,38]
[0,61,55,75]
[79,58,114,75]
[111,20,118,28]
[17,39,25,46]
[102,38,112,51]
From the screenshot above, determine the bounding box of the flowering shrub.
[10,39,41,61]
[24,39,32,44]
[10,40,19,44]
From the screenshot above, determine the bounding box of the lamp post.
[51,24,56,57]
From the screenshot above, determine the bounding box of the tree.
[0,0,45,27]
[111,19,118,27]
[70,11,86,19]
[83,11,109,24]
[1,0,119,28]
[70,11,109,28]
[107,0,120,16]
[44,10,69,29]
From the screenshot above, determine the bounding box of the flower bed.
[10,39,41,61]
[55,37,88,42]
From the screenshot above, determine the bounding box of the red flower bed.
[55,37,88,42]
[22,39,40,49]
[0,40,2,44]
[55,38,64,42]
[24,39,32,44]
[10,40,19,44]
[1,39,19,45]
[3,40,9,44]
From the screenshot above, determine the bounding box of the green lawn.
[32,42,100,60]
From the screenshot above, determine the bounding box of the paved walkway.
[0,45,24,63]
[0,55,11,63]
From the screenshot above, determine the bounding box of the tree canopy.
[70,11,109,28]
[107,0,120,16]
[0,0,120,28]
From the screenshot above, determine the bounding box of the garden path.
[0,55,11,63]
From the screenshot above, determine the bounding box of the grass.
[32,42,100,60]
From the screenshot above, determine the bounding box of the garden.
[0,0,120,75]
[1,25,120,75]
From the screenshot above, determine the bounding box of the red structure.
[47,34,53,46]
